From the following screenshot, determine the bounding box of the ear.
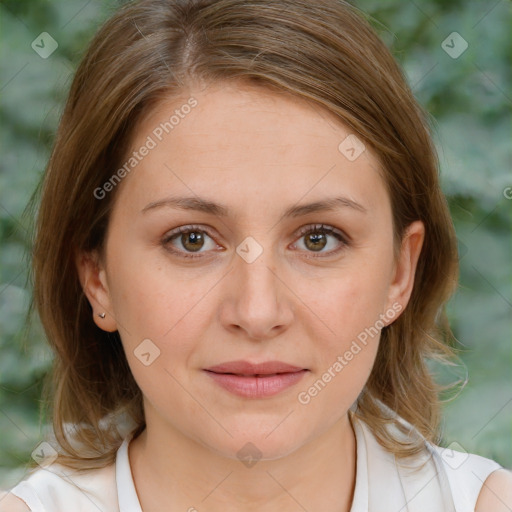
[384,220,425,320]
[76,250,118,332]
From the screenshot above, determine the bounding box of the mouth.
[204,360,309,398]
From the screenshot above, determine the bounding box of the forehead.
[141,82,359,159]
[114,81,389,220]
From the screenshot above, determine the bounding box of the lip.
[206,360,305,375]
[204,360,308,399]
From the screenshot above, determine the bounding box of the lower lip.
[205,370,308,398]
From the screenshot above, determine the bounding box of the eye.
[291,224,349,257]
[162,225,220,259]
[162,223,349,260]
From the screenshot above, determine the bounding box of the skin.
[3,82,512,512]
[76,81,425,511]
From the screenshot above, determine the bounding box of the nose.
[219,242,294,342]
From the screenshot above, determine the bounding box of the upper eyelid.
[295,223,349,241]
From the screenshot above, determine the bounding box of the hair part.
[31,0,459,469]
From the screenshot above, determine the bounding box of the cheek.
[294,277,385,419]
[105,250,223,394]
[295,254,392,404]
[106,259,205,407]
[314,285,383,381]
[106,246,203,340]
[304,263,392,345]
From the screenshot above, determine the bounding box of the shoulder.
[429,443,506,510]
[3,461,117,511]
[352,408,508,508]
[475,468,512,512]
[0,492,31,511]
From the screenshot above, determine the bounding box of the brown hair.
[31,0,459,469]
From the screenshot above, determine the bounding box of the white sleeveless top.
[6,414,502,512]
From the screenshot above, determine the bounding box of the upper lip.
[205,360,306,376]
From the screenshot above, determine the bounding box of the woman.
[2,0,511,510]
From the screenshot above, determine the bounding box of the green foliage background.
[0,0,511,488]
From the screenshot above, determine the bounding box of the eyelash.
[162,223,349,260]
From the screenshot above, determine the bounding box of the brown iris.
[181,231,205,252]
[304,232,327,251]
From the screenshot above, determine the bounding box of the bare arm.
[475,469,512,512]
[0,492,31,512]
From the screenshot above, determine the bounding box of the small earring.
[98,312,106,319]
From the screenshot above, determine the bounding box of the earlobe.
[385,220,425,319]
[75,251,118,332]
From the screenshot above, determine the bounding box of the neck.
[129,412,357,512]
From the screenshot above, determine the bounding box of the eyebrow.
[141,195,367,220]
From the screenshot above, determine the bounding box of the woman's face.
[79,82,423,460]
